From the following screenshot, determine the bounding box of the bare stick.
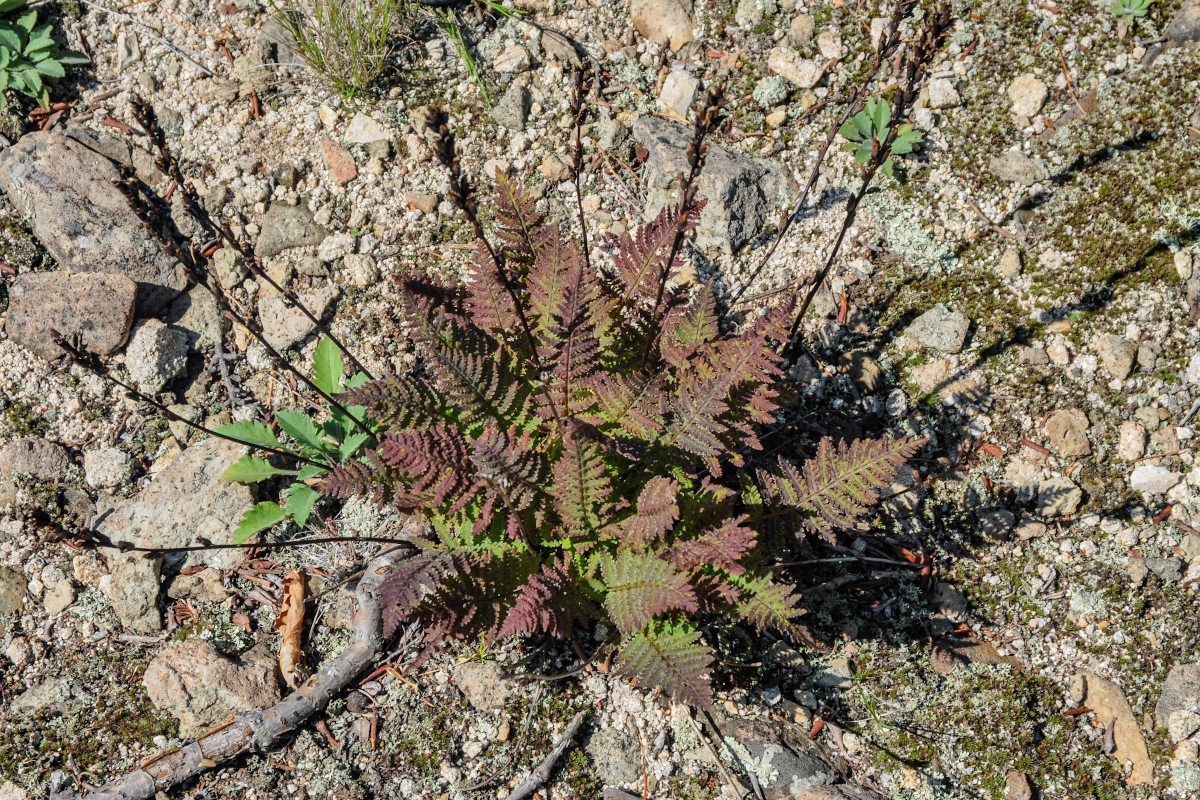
[502,710,587,800]
[49,543,411,800]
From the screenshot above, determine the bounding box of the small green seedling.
[221,336,374,543]
[1111,0,1152,16]
[0,0,89,110]
[837,97,922,178]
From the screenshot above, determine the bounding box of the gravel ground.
[2,0,1200,798]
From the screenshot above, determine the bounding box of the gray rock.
[998,247,1023,278]
[259,286,339,350]
[1118,421,1147,461]
[95,437,256,571]
[1165,0,1200,46]
[1006,772,1034,800]
[767,46,824,89]
[1036,476,1081,517]
[753,75,790,109]
[210,248,249,288]
[343,112,390,145]
[0,437,71,483]
[659,69,700,119]
[633,117,795,253]
[43,578,75,615]
[597,115,630,152]
[976,507,1015,540]
[1171,761,1200,793]
[989,150,1049,186]
[905,304,970,353]
[255,202,327,258]
[1044,408,1091,457]
[83,447,133,489]
[109,552,162,633]
[233,34,275,93]
[738,741,835,798]
[6,271,138,361]
[1146,557,1185,583]
[1018,346,1049,365]
[0,566,26,618]
[1095,334,1137,379]
[143,639,280,737]
[453,660,515,712]
[584,726,641,786]
[167,285,223,350]
[840,352,884,392]
[11,676,97,716]
[1130,464,1182,494]
[789,786,887,800]
[125,319,189,393]
[1157,663,1200,729]
[1007,73,1048,117]
[0,131,186,312]
[629,0,694,50]
[926,77,961,108]
[492,83,531,132]
[1128,557,1149,586]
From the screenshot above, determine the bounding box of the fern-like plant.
[249,104,919,707]
[90,91,923,709]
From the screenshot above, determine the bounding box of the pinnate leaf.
[601,550,697,637]
[614,620,713,708]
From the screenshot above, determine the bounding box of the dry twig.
[49,542,413,800]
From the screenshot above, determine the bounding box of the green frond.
[600,550,697,636]
[614,619,713,708]
[758,436,925,535]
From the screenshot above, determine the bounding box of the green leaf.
[854,145,871,164]
[21,65,40,92]
[837,119,861,142]
[54,51,89,65]
[338,431,371,460]
[232,501,289,544]
[881,158,894,178]
[14,10,36,36]
[312,336,344,395]
[285,483,320,527]
[34,57,62,78]
[215,420,283,450]
[23,34,51,55]
[275,410,333,453]
[0,26,21,53]
[0,0,26,15]
[223,454,288,483]
[872,98,891,135]
[297,463,328,480]
[0,68,7,92]
[345,371,370,390]
[852,109,873,139]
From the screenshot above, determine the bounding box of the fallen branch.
[502,710,587,800]
[49,540,413,800]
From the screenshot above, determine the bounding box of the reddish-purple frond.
[758,436,924,535]
[584,372,665,439]
[614,620,713,709]
[469,421,546,512]
[735,574,805,639]
[549,421,611,534]
[497,555,597,640]
[493,170,546,260]
[660,283,719,369]
[618,476,679,549]
[378,425,479,514]
[341,374,443,429]
[611,203,701,306]
[463,241,523,336]
[666,515,756,576]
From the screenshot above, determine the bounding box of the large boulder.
[94,437,256,571]
[633,117,795,254]
[5,271,137,360]
[0,130,187,313]
[142,639,280,737]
